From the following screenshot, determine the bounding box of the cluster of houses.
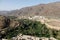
[28,16,46,24]
[18,16,47,24]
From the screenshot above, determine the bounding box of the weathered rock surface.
[0,15,7,29]
[0,15,19,36]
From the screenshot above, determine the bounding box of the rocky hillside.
[0,15,19,38]
[0,15,60,40]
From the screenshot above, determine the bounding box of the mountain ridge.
[0,2,60,18]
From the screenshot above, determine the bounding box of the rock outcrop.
[0,15,8,29]
[9,19,19,28]
[0,15,19,38]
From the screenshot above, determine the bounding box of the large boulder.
[0,15,20,38]
[0,15,19,29]
[9,20,19,28]
[0,15,8,29]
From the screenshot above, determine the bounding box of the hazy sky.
[0,0,60,11]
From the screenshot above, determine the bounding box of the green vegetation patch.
[2,19,60,40]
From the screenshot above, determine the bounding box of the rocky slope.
[0,15,19,38]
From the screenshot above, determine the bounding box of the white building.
[27,16,47,24]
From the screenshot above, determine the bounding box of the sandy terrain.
[45,19,60,30]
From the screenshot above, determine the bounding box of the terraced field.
[45,19,60,30]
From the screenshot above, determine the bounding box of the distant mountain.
[0,2,60,18]
[0,11,8,16]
